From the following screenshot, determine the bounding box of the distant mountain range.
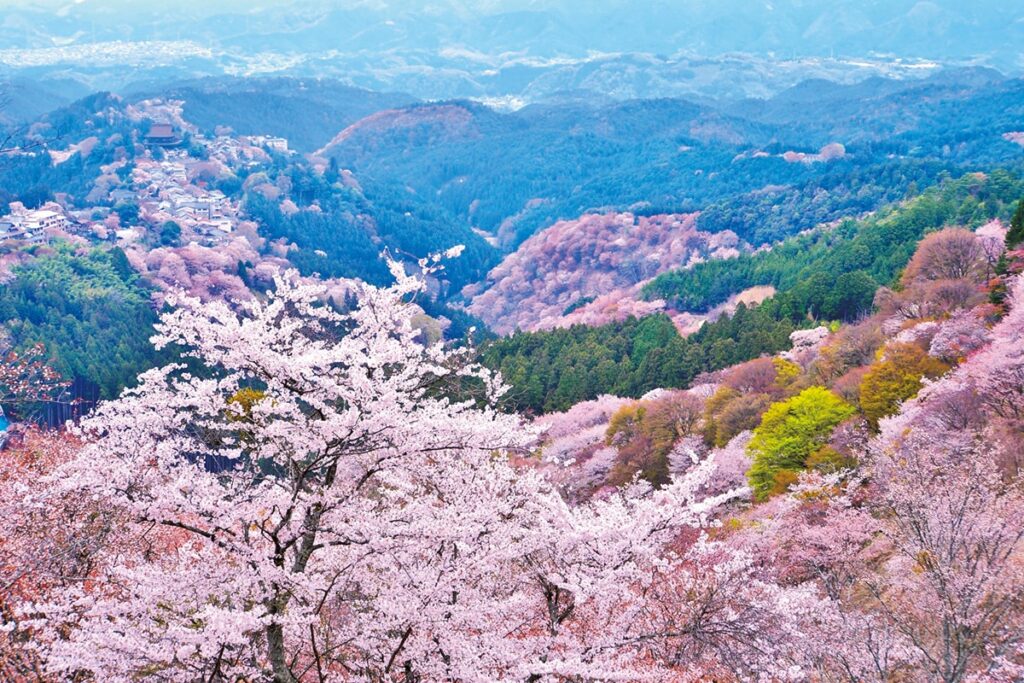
[1,0,1021,113]
[5,1,1023,64]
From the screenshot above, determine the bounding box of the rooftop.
[147,123,175,138]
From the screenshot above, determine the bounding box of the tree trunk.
[267,622,297,683]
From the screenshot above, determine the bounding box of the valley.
[1,66,1022,410]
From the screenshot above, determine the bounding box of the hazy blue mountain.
[1,1,1021,106]
[309,67,1024,249]
[0,77,91,125]
[129,77,419,152]
[6,1,1023,65]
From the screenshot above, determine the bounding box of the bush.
[747,387,856,500]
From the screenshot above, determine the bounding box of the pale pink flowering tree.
[0,430,129,681]
[781,326,830,367]
[532,394,628,499]
[928,308,992,362]
[668,431,751,497]
[959,276,1024,421]
[512,455,827,681]
[848,278,1024,682]
[866,422,1024,683]
[21,260,810,682]
[31,260,552,682]
[623,535,828,682]
[745,472,918,682]
[773,274,1024,682]
[852,281,1023,678]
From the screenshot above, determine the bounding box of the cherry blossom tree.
[533,394,629,499]
[928,308,992,362]
[0,343,70,415]
[16,254,1024,683]
[20,260,800,682]
[780,273,1024,682]
[738,472,916,683]
[30,261,545,682]
[866,422,1024,683]
[0,429,125,682]
[960,276,1024,421]
[509,456,825,681]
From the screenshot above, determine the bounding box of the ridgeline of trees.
[325,78,1024,251]
[483,171,1024,414]
[0,92,137,208]
[481,304,800,414]
[245,166,497,292]
[644,170,1024,312]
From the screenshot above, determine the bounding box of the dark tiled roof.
[147,123,175,138]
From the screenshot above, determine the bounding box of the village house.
[246,135,289,153]
[25,209,69,232]
[109,188,136,204]
[0,204,69,245]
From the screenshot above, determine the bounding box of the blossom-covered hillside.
[465,211,741,333]
[3,219,1023,680]
[4,11,1024,679]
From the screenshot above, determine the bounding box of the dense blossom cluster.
[2,219,1024,681]
[520,229,1024,680]
[467,212,741,333]
[1,261,825,682]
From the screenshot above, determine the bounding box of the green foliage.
[357,176,498,290]
[0,92,137,207]
[0,245,165,400]
[245,190,391,285]
[644,172,1024,315]
[160,221,182,247]
[563,296,595,315]
[1008,199,1024,248]
[605,403,658,483]
[694,160,948,245]
[326,82,1024,251]
[806,445,857,474]
[245,166,498,291]
[481,302,799,414]
[773,357,802,387]
[746,387,856,500]
[415,296,493,344]
[990,252,1012,306]
[482,171,1023,416]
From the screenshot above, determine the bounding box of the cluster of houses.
[0,205,70,243]
[129,151,239,245]
[129,125,292,245]
[244,135,289,153]
[0,118,292,252]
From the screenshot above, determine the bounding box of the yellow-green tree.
[859,343,949,429]
[747,386,856,500]
[702,388,772,448]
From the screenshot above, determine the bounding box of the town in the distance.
[2,106,285,251]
